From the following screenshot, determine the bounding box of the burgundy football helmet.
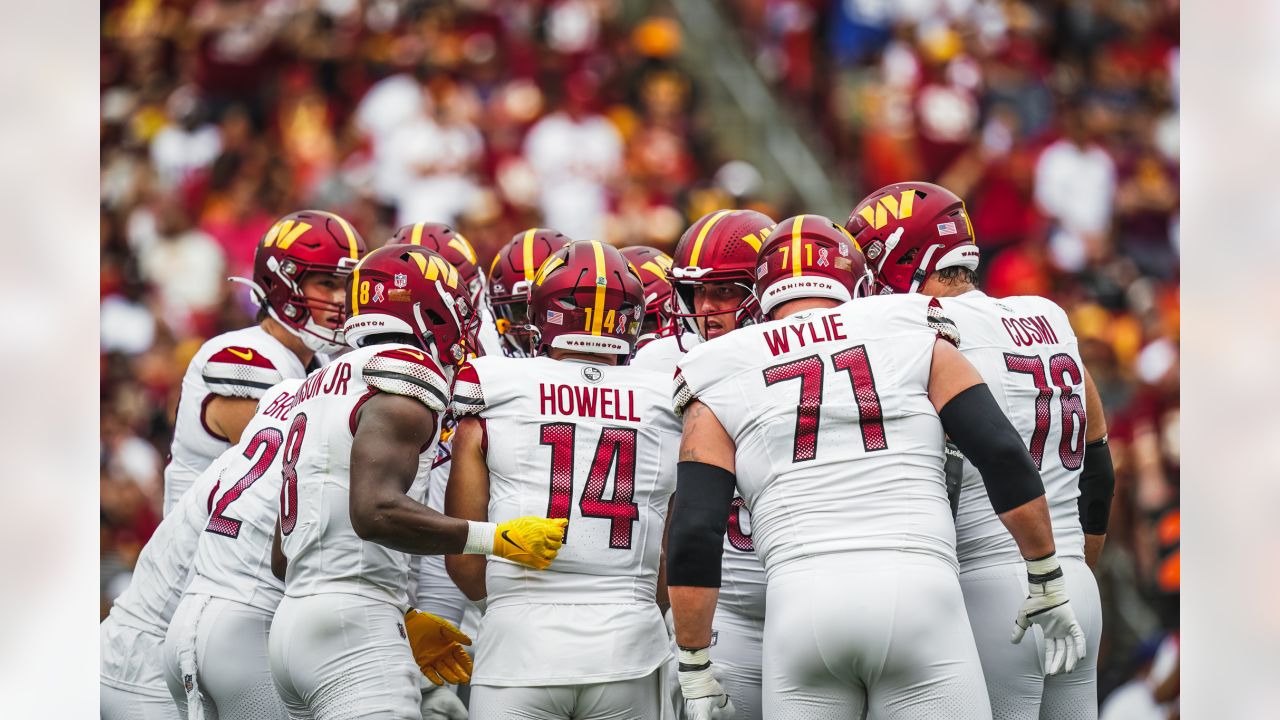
[619,245,674,338]
[487,228,573,356]
[528,240,646,361]
[755,214,872,316]
[387,222,485,305]
[668,209,776,341]
[844,181,978,295]
[342,245,480,372]
[232,210,367,353]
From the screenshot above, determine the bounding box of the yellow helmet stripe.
[320,211,360,260]
[410,222,425,245]
[591,241,607,335]
[450,233,478,264]
[522,229,538,282]
[689,210,732,266]
[791,215,805,277]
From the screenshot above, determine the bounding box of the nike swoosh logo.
[500,530,527,552]
[227,347,254,361]
[402,349,425,361]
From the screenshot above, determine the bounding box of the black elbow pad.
[939,384,1045,514]
[1078,437,1115,535]
[667,462,736,588]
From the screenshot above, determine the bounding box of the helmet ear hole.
[897,247,919,266]
[424,308,447,326]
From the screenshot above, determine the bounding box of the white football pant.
[101,621,179,720]
[468,667,666,720]
[269,594,422,720]
[162,593,289,720]
[961,557,1102,720]
[762,551,991,719]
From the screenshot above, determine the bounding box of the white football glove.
[1012,553,1087,675]
[678,648,736,720]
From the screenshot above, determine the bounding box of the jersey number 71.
[763,344,888,463]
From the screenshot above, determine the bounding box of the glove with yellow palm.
[403,609,473,686]
[463,516,568,570]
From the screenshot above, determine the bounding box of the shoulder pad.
[363,347,449,412]
[672,366,697,417]
[450,362,486,416]
[202,345,285,399]
[927,298,961,348]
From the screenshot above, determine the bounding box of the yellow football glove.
[492,516,568,570]
[403,609,473,686]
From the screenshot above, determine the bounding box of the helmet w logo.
[263,220,312,249]
[856,189,917,230]
[409,252,460,289]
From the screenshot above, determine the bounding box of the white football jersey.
[105,454,226,637]
[675,295,960,573]
[452,355,680,685]
[944,290,1088,570]
[281,343,450,609]
[164,325,309,514]
[632,332,766,620]
[185,379,303,613]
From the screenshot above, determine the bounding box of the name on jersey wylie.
[1002,315,1060,347]
[539,383,642,422]
[293,361,353,405]
[762,313,848,356]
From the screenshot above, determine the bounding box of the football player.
[631,209,775,720]
[667,215,1087,720]
[101,453,231,720]
[385,224,493,713]
[268,245,567,719]
[486,227,573,356]
[848,182,1114,719]
[388,221,503,357]
[445,241,682,719]
[163,210,366,514]
[159,379,301,719]
[619,245,675,348]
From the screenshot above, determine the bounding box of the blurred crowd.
[100,0,1178,712]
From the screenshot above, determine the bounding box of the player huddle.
[101,182,1115,720]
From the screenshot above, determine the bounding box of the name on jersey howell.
[1002,315,1060,347]
[539,383,642,422]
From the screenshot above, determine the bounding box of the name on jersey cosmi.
[1002,314,1060,348]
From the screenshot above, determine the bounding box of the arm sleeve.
[1078,437,1115,534]
[667,462,737,588]
[363,347,450,412]
[202,346,285,399]
[939,384,1046,514]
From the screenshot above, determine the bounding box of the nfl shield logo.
[394,273,408,288]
